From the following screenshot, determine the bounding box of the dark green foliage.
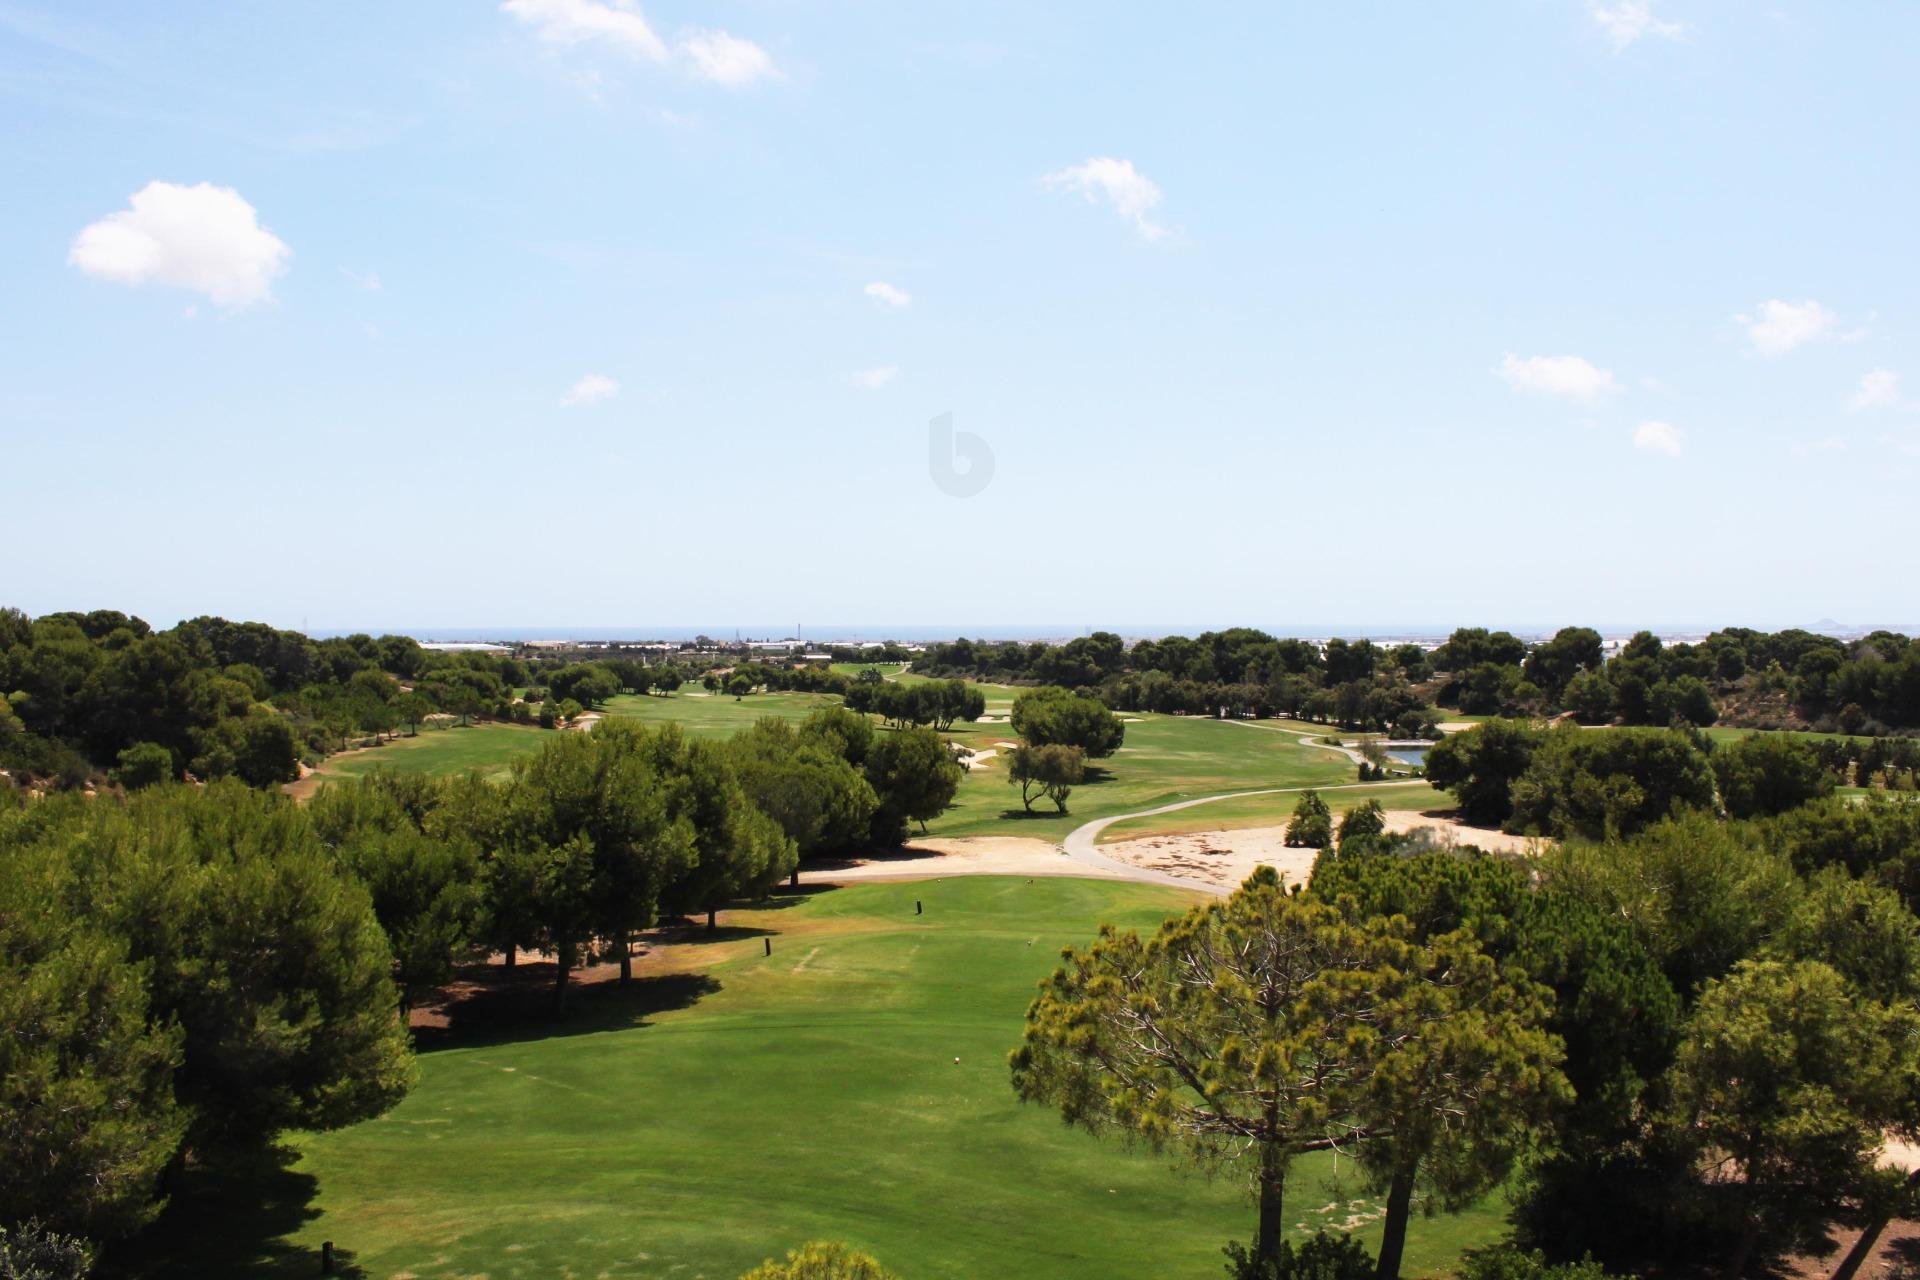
[1006,743,1085,813]
[1333,799,1384,849]
[1010,687,1125,758]
[1222,1232,1372,1280]
[1284,790,1332,848]
[1459,1245,1616,1280]
[862,725,963,843]
[0,1222,94,1280]
[1423,719,1545,827]
[1711,733,1833,819]
[109,741,173,790]
[1506,726,1714,839]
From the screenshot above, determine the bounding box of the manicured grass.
[301,723,555,789]
[173,878,1507,1279]
[602,689,845,736]
[926,715,1358,842]
[1095,780,1450,843]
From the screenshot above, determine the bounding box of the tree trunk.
[1375,1162,1418,1280]
[552,960,570,1013]
[618,931,632,984]
[1724,1220,1758,1280]
[503,944,516,969]
[706,906,717,931]
[790,867,800,889]
[1831,1168,1920,1280]
[1256,1139,1284,1269]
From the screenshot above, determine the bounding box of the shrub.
[0,1222,93,1280]
[739,1241,897,1280]
[1223,1231,1372,1280]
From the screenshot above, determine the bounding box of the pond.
[1385,747,1429,766]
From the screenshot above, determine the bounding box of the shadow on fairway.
[117,1144,363,1280]
[411,966,721,1052]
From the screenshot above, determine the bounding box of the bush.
[1461,1244,1618,1280]
[109,742,173,791]
[1223,1231,1372,1280]
[0,1220,94,1280]
[740,1241,897,1280]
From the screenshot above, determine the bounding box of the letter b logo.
[928,412,994,498]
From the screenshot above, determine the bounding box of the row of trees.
[843,678,987,730]
[1425,720,1834,836]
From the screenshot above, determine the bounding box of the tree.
[1667,959,1920,1278]
[863,725,962,843]
[739,1242,899,1280]
[308,776,482,1014]
[1286,790,1333,848]
[1011,687,1125,758]
[0,1222,95,1280]
[0,871,184,1243]
[110,740,173,790]
[729,720,879,885]
[643,724,795,930]
[1012,868,1421,1271]
[1507,726,1714,839]
[1423,720,1545,827]
[1711,734,1832,820]
[1335,800,1386,850]
[231,712,299,786]
[393,691,434,736]
[1354,932,1567,1280]
[1007,743,1086,813]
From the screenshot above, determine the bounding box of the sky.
[1,1,1916,637]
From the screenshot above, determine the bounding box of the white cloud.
[864,281,911,309]
[341,266,381,292]
[1847,368,1903,412]
[561,372,619,406]
[1588,1,1686,51]
[1496,352,1621,400]
[1042,157,1168,241]
[501,0,777,88]
[850,365,899,390]
[1633,419,1684,456]
[1737,298,1838,356]
[69,180,290,309]
[679,29,777,87]
[501,0,667,62]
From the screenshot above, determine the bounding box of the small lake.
[1385,747,1429,766]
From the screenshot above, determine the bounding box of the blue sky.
[2,1,1915,635]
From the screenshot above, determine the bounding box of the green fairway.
[170,877,1507,1280]
[1095,780,1448,843]
[298,722,554,791]
[602,688,845,736]
[926,714,1359,841]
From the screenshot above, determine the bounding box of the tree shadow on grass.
[411,965,721,1052]
[111,1144,364,1280]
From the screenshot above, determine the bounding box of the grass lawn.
[293,722,555,794]
[925,715,1360,842]
[1096,780,1449,843]
[602,689,847,736]
[151,877,1508,1280]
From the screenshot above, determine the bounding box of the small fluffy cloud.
[1738,298,1838,356]
[1588,1,1686,51]
[562,373,620,406]
[850,365,899,390]
[1042,157,1168,241]
[501,0,667,61]
[1847,368,1903,412]
[1497,352,1621,400]
[69,180,290,309]
[1633,420,1683,456]
[679,29,778,86]
[340,266,381,292]
[502,0,776,87]
[864,281,911,309]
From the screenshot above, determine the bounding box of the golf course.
[156,876,1505,1280]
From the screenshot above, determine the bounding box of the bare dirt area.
[1097,826,1318,891]
[798,836,1105,885]
[1381,810,1547,855]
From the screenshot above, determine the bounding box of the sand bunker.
[799,837,1109,885]
[1097,827,1319,891]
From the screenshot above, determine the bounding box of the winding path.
[1059,780,1412,895]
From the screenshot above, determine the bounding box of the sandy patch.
[569,711,603,732]
[1097,827,1319,891]
[976,714,1008,723]
[1121,716,1145,722]
[993,740,1019,749]
[960,748,998,771]
[1435,721,1478,733]
[1381,810,1545,855]
[799,837,1105,885]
